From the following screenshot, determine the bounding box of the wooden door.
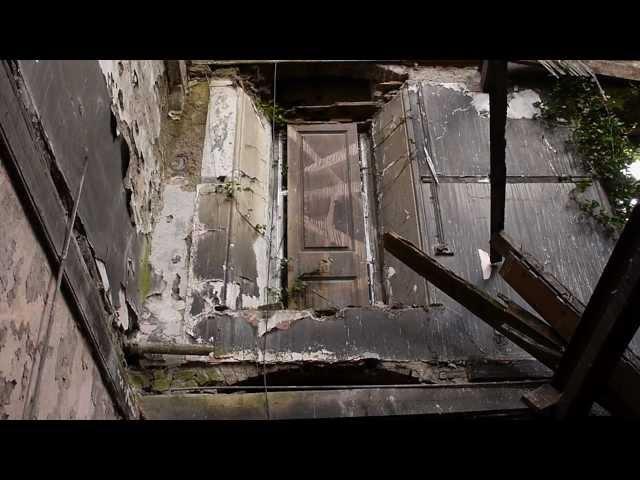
[287,123,369,309]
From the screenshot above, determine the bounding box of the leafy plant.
[255,99,286,126]
[538,76,640,234]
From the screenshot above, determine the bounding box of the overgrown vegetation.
[255,99,287,126]
[216,179,252,199]
[538,77,640,235]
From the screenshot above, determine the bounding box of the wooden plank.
[493,232,584,341]
[140,382,541,419]
[373,91,428,305]
[493,230,640,417]
[467,360,553,382]
[289,102,380,122]
[383,231,563,368]
[0,61,138,419]
[287,123,369,309]
[488,60,508,263]
[514,60,640,82]
[552,204,640,417]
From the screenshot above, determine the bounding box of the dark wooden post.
[485,60,508,264]
[550,204,640,418]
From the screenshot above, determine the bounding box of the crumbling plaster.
[99,60,167,235]
[0,160,119,419]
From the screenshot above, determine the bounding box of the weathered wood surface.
[493,232,585,341]
[140,382,541,419]
[494,229,640,416]
[383,231,563,368]
[0,61,138,419]
[552,204,640,417]
[488,61,507,263]
[418,83,585,177]
[467,359,553,382]
[287,123,368,309]
[373,91,428,305]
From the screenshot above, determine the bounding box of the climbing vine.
[538,77,640,235]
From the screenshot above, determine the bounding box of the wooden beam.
[513,60,640,82]
[551,204,640,418]
[487,61,508,263]
[140,382,542,420]
[493,230,640,417]
[493,231,584,341]
[383,231,563,368]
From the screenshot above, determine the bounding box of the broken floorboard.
[139,382,541,420]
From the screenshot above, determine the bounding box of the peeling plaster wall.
[135,77,273,344]
[98,60,167,235]
[138,179,195,343]
[0,160,118,419]
[184,79,273,339]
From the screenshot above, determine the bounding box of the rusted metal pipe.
[124,341,218,357]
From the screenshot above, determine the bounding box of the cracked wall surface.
[0,160,118,419]
[99,60,167,235]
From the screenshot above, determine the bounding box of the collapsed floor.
[3,60,640,419]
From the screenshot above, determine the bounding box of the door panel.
[372,91,429,306]
[287,123,369,309]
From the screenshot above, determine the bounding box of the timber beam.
[493,230,640,417]
[385,230,640,417]
[140,382,543,420]
[383,231,563,369]
[484,60,508,263]
[550,204,640,418]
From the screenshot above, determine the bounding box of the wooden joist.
[492,231,584,341]
[551,204,640,417]
[384,230,640,417]
[140,382,543,420]
[493,230,640,417]
[383,231,563,368]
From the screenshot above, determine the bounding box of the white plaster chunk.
[507,89,541,119]
[94,259,110,292]
[117,287,130,330]
[478,249,492,280]
[470,93,490,117]
[139,181,195,343]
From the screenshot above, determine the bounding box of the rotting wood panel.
[418,83,586,177]
[190,307,547,364]
[226,89,272,309]
[421,183,614,307]
[372,91,428,305]
[140,382,539,420]
[185,184,231,328]
[287,123,368,309]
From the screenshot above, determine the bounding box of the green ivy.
[255,99,286,126]
[538,77,640,234]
